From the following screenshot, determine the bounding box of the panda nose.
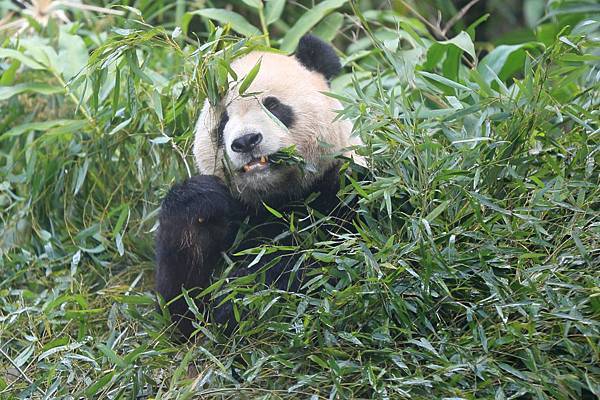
[231,132,263,153]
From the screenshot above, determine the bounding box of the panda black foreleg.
[155,175,237,338]
[212,252,306,333]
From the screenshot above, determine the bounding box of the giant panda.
[155,35,363,338]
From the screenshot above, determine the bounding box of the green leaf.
[280,0,347,53]
[312,12,344,42]
[126,51,153,85]
[308,354,329,369]
[424,31,476,78]
[38,341,84,361]
[424,200,449,223]
[57,27,89,80]
[85,372,114,397]
[259,296,281,319]
[442,45,461,82]
[0,82,63,101]
[97,344,126,368]
[265,0,285,25]
[478,43,542,84]
[111,67,120,118]
[267,145,306,168]
[18,40,59,72]
[347,175,369,199]
[241,0,262,9]
[73,159,90,196]
[539,3,600,22]
[0,120,86,142]
[0,57,20,86]
[437,31,476,60]
[524,0,545,28]
[111,204,130,238]
[0,48,45,70]
[238,58,262,95]
[188,9,260,37]
[107,117,132,136]
[150,89,163,121]
[418,71,472,92]
[13,345,34,368]
[262,202,283,218]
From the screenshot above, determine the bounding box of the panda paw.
[160,175,234,226]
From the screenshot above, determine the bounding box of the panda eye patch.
[262,96,295,128]
[216,111,228,147]
[263,96,281,111]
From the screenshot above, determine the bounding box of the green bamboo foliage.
[0,1,598,398]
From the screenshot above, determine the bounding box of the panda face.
[219,93,296,175]
[193,37,363,207]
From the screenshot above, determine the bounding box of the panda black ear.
[295,34,341,82]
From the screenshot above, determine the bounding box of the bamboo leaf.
[238,58,262,95]
[265,0,285,25]
[0,48,45,70]
[188,9,260,37]
[280,0,347,53]
[0,82,64,101]
[241,0,262,9]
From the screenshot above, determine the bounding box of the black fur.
[155,166,348,338]
[263,96,295,128]
[216,111,228,147]
[295,35,341,81]
[155,175,238,337]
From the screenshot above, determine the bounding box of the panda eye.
[262,96,295,128]
[216,111,228,147]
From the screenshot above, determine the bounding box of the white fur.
[193,51,363,205]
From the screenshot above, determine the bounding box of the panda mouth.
[241,156,270,173]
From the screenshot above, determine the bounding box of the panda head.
[193,35,362,207]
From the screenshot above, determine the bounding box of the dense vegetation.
[1,0,598,398]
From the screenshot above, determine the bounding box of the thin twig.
[0,348,45,395]
[396,0,446,40]
[442,0,481,36]
[395,0,476,68]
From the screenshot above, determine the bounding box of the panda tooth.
[243,164,251,172]
[260,156,267,163]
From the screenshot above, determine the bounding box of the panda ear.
[295,34,341,82]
